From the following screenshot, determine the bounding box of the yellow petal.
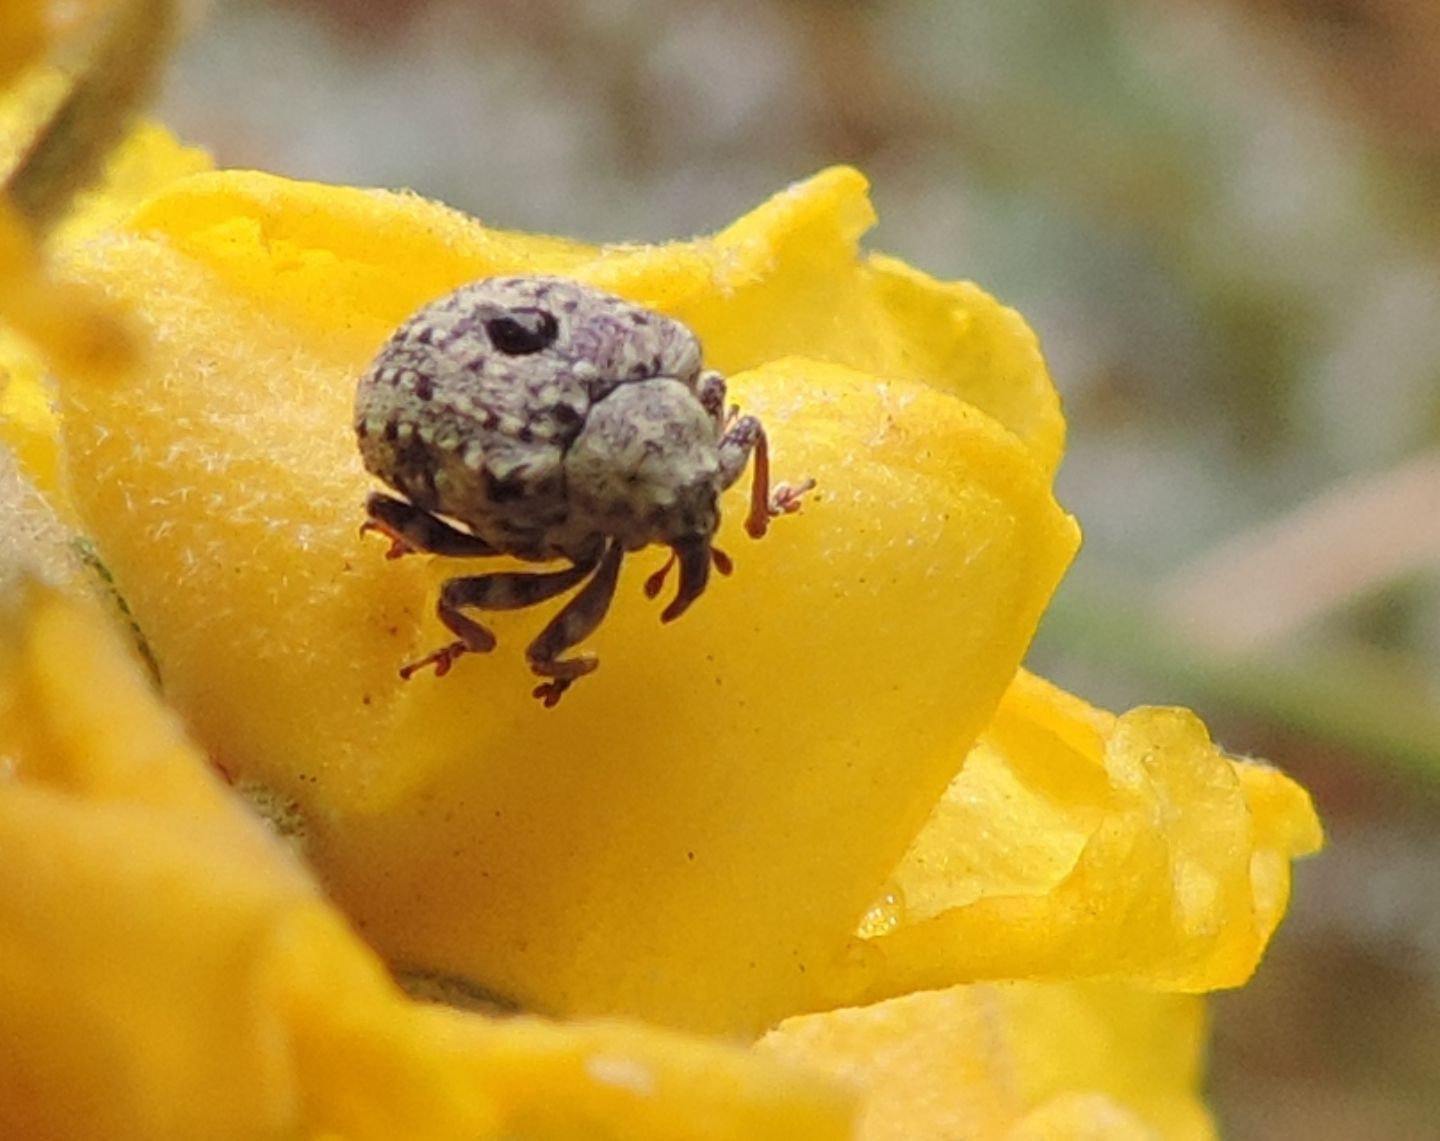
[53,169,1078,1033]
[757,981,1214,1141]
[0,13,63,139]
[0,583,854,1140]
[0,336,64,499]
[124,168,598,364]
[580,167,1065,476]
[0,121,206,497]
[49,119,211,248]
[0,0,47,86]
[861,671,1323,998]
[1004,1094,1181,1141]
[326,356,1076,1034]
[0,199,132,385]
[0,1,119,92]
[120,167,1062,472]
[0,582,341,1140]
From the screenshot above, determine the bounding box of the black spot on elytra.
[486,309,559,355]
[414,375,434,401]
[382,420,398,442]
[356,419,369,438]
[630,311,651,326]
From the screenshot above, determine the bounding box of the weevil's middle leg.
[362,492,499,559]
[399,557,599,680]
[529,541,625,706]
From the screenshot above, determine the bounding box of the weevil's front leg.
[716,416,815,539]
[362,492,499,559]
[528,540,624,706]
[400,557,599,680]
[695,369,729,428]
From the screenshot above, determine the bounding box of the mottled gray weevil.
[355,276,812,705]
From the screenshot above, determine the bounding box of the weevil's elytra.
[355,275,813,706]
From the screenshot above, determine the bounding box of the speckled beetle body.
[355,276,810,704]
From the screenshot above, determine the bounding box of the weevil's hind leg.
[400,557,599,680]
[716,417,814,539]
[528,541,625,707]
[362,492,499,559]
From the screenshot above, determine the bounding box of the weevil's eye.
[485,309,559,355]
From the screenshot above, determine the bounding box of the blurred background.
[157,1,1440,1135]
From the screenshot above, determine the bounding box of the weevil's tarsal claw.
[769,477,815,518]
[710,546,733,576]
[661,539,711,624]
[533,675,580,708]
[399,640,468,680]
[361,492,420,559]
[359,517,416,560]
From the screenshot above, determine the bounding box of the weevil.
[355,276,811,705]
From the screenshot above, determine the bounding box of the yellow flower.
[858,669,1320,1001]
[53,164,1083,1036]
[759,981,1214,1141]
[0,39,208,499]
[1,97,1320,1141]
[0,581,852,1140]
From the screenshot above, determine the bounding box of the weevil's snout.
[659,537,712,623]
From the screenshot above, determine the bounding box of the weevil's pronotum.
[355,276,813,705]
